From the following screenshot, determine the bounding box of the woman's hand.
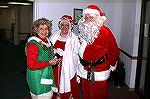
[49,59,59,65]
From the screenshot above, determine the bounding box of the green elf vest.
[25,39,57,95]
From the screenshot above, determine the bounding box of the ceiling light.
[8,2,32,5]
[28,0,34,1]
[0,6,9,8]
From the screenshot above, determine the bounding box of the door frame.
[135,0,150,98]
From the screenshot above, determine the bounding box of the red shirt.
[26,36,50,70]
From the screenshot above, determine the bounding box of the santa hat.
[83,5,107,21]
[59,15,73,25]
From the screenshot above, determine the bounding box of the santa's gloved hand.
[110,61,118,72]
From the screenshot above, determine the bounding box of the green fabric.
[25,40,57,95]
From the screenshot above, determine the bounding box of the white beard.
[78,18,100,44]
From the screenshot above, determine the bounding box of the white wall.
[120,1,141,88]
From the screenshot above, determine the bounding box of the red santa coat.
[78,25,120,81]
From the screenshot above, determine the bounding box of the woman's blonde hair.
[32,18,52,36]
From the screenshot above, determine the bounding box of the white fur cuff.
[40,79,53,85]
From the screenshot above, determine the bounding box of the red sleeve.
[26,43,50,70]
[105,27,120,66]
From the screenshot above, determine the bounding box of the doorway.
[135,0,150,99]
[0,2,33,45]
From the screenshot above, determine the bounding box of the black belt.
[79,54,108,83]
[79,54,108,67]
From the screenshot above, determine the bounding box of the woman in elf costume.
[25,18,59,99]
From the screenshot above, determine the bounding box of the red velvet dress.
[52,40,79,99]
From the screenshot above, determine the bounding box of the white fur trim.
[77,64,111,81]
[28,36,51,47]
[76,76,80,83]
[83,8,107,21]
[30,90,53,97]
[54,48,64,56]
[83,8,100,16]
[40,79,53,85]
[110,66,116,72]
[101,16,107,21]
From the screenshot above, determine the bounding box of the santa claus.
[77,5,120,99]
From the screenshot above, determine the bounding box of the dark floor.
[0,40,140,99]
[0,40,30,99]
